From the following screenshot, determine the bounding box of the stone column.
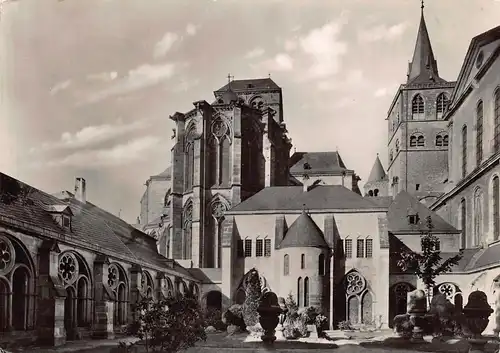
[92,255,115,339]
[128,264,142,323]
[37,240,67,347]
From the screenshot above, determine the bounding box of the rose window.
[394,283,412,302]
[212,203,226,219]
[0,237,15,274]
[58,252,79,285]
[251,98,265,111]
[438,283,456,301]
[108,264,118,289]
[211,119,228,138]
[346,272,365,295]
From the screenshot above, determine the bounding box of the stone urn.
[407,289,428,342]
[462,291,493,353]
[257,292,283,344]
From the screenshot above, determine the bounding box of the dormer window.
[408,213,419,225]
[62,215,71,228]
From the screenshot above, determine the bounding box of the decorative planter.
[257,292,283,344]
[462,291,493,353]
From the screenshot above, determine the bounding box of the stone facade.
[135,12,500,335]
[0,174,199,347]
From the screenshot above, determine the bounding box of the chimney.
[302,175,310,192]
[74,177,86,203]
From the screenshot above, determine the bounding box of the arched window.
[58,251,93,336]
[436,93,448,119]
[297,277,303,307]
[493,176,500,241]
[345,271,372,324]
[300,254,305,269]
[412,94,424,119]
[410,134,425,147]
[318,254,325,276]
[476,100,484,166]
[184,123,195,192]
[283,254,290,276]
[462,125,468,178]
[368,190,374,197]
[435,133,449,147]
[373,189,379,196]
[395,139,400,152]
[389,150,393,162]
[494,88,500,153]
[211,117,231,186]
[108,263,129,326]
[473,188,483,247]
[460,198,467,249]
[304,277,309,307]
[183,203,193,260]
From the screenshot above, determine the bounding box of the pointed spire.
[367,155,387,183]
[407,1,442,84]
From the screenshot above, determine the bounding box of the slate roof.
[215,78,280,92]
[0,173,195,280]
[387,191,459,234]
[289,152,348,175]
[366,155,387,183]
[278,211,329,249]
[466,244,500,270]
[367,196,393,208]
[228,185,385,213]
[407,9,447,84]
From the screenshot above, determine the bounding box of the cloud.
[172,78,200,92]
[49,80,71,95]
[33,120,150,153]
[254,53,294,72]
[284,39,298,51]
[44,136,161,168]
[87,71,118,82]
[374,83,399,98]
[245,47,265,59]
[358,22,409,43]
[298,18,348,80]
[186,23,199,36]
[153,32,180,59]
[334,96,356,108]
[81,62,180,104]
[317,69,364,91]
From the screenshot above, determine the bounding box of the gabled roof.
[407,8,446,84]
[0,173,195,280]
[387,190,458,234]
[215,78,280,93]
[289,151,348,175]
[448,25,500,110]
[366,155,387,183]
[228,185,385,214]
[278,211,328,249]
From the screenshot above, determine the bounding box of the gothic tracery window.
[141,271,154,299]
[211,117,231,186]
[412,94,424,119]
[476,100,484,166]
[58,251,92,332]
[210,198,228,268]
[344,271,372,324]
[410,133,425,147]
[493,176,500,241]
[473,188,483,247]
[435,133,449,147]
[0,234,35,332]
[108,263,128,325]
[183,202,193,260]
[436,93,448,119]
[494,88,500,153]
[462,125,468,178]
[184,126,196,192]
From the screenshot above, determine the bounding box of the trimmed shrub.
[337,320,353,331]
[243,269,262,328]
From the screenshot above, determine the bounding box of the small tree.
[126,294,206,353]
[243,268,262,327]
[397,216,463,304]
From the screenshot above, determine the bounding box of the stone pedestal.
[37,297,66,346]
[407,289,427,343]
[468,338,488,353]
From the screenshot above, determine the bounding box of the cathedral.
[1,5,500,348]
[137,6,500,333]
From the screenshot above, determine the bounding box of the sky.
[1,0,500,223]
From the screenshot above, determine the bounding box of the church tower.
[364,154,389,197]
[386,2,455,204]
[166,77,292,269]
